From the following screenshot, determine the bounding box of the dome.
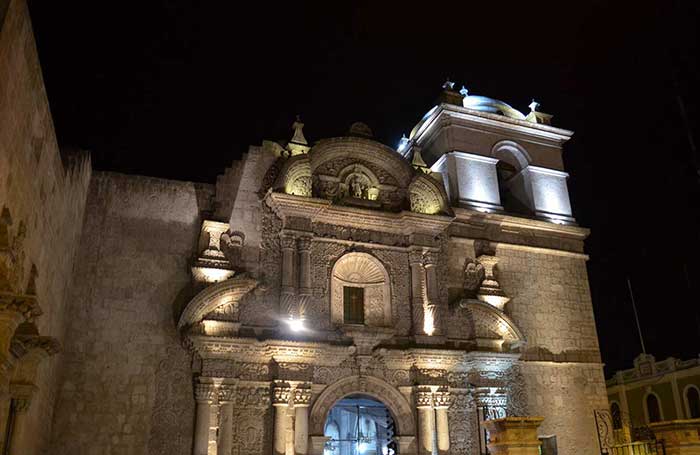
[462,95,526,120]
[348,122,374,138]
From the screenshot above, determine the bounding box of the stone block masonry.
[0,1,91,453]
[49,173,214,455]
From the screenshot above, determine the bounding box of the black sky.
[27,0,700,376]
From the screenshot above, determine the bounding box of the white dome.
[462,95,526,120]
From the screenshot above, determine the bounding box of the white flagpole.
[627,277,647,354]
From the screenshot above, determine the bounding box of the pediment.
[177,276,258,331]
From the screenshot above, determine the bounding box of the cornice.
[415,104,574,147]
[188,335,355,366]
[266,192,452,236]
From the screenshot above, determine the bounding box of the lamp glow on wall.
[287,317,305,332]
[423,311,435,336]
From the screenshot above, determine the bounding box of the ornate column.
[280,234,297,319]
[409,250,426,335]
[422,251,441,336]
[217,385,235,455]
[416,387,435,455]
[482,417,544,455]
[433,387,451,455]
[194,383,216,455]
[273,382,292,455]
[296,236,312,321]
[294,384,312,455]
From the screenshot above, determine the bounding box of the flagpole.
[627,277,646,354]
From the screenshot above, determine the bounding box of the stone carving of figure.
[463,259,485,298]
[350,175,364,199]
[220,230,245,270]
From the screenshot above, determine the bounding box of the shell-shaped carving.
[409,174,448,215]
[332,252,386,285]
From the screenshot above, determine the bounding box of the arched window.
[330,253,391,327]
[610,402,623,430]
[645,393,663,423]
[685,385,700,419]
[491,141,534,216]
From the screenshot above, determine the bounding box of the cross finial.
[442,78,455,90]
[291,115,307,145]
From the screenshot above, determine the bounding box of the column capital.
[433,387,452,409]
[280,233,296,250]
[273,381,292,406]
[296,236,312,251]
[423,251,439,267]
[292,384,312,407]
[194,383,217,403]
[218,384,236,403]
[408,250,425,266]
[415,386,434,408]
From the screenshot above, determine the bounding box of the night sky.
[27,0,699,376]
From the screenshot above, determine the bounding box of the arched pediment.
[275,155,312,197]
[310,137,415,188]
[458,299,525,349]
[408,173,450,215]
[269,135,454,217]
[308,138,415,209]
[177,276,257,331]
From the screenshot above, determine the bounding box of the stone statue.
[350,176,364,199]
[220,230,245,270]
[463,259,485,298]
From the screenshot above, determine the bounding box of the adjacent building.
[607,353,700,442]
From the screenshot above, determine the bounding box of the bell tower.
[406,82,576,225]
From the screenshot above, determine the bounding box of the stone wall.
[0,0,91,453]
[445,237,607,453]
[49,172,214,455]
[445,238,601,361]
[521,361,608,454]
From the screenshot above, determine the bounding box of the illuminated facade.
[0,3,608,454]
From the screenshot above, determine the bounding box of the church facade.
[0,1,608,454]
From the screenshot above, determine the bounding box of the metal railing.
[608,440,665,455]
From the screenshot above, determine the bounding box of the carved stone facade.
[1,11,606,454]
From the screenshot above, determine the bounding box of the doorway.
[323,395,396,455]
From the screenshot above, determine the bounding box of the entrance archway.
[309,376,416,455]
[324,395,395,455]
